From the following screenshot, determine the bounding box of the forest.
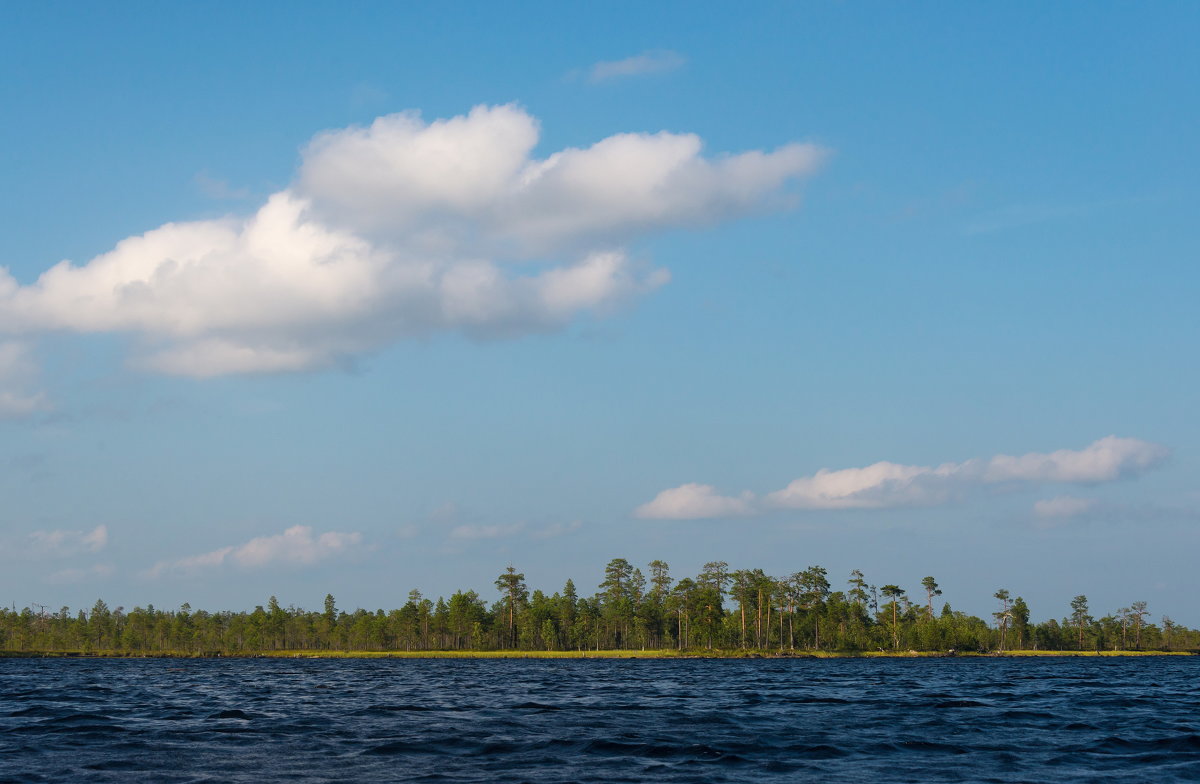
[2,559,1197,654]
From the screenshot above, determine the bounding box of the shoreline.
[2,649,1194,660]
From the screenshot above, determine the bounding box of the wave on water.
[1,657,1198,782]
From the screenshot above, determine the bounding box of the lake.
[1,657,1197,782]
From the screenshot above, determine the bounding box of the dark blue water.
[1,657,1198,782]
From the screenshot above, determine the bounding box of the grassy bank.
[2,648,1194,659]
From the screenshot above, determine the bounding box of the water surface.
[1,657,1197,782]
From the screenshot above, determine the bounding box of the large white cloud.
[298,105,540,243]
[146,525,363,577]
[0,193,665,377]
[0,105,821,378]
[637,436,1168,519]
[297,104,825,253]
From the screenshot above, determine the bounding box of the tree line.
[2,559,1196,653]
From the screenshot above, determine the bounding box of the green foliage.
[2,567,1197,655]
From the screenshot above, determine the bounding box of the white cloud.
[349,83,390,109]
[449,522,526,540]
[443,520,580,540]
[639,436,1168,519]
[635,483,756,520]
[983,436,1167,483]
[194,171,250,200]
[231,525,362,567]
[46,563,115,584]
[24,525,108,557]
[1033,496,1097,519]
[531,520,583,539]
[147,525,363,577]
[298,105,540,240]
[588,50,686,82]
[0,105,821,377]
[0,195,664,377]
[0,341,49,417]
[297,104,825,252]
[766,462,961,510]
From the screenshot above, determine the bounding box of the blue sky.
[1,2,1197,624]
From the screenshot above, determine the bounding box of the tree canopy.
[2,560,1196,654]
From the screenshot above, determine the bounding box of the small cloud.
[963,204,1081,235]
[588,50,686,83]
[531,520,582,539]
[349,83,390,109]
[23,525,108,558]
[0,453,52,483]
[0,390,48,418]
[194,171,250,200]
[1031,499,1200,529]
[1033,496,1097,519]
[635,484,756,520]
[961,196,1149,236]
[429,502,460,523]
[766,462,958,510]
[983,436,1167,483]
[232,526,361,567]
[46,563,114,585]
[449,522,525,541]
[147,525,363,577]
[396,524,420,539]
[765,436,1166,511]
[83,526,108,550]
[886,182,978,223]
[0,341,50,418]
[638,436,1169,520]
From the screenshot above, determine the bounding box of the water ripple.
[0,657,1197,782]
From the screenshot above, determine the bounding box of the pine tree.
[921,577,942,620]
[880,585,903,649]
[494,566,528,647]
[993,589,1011,651]
[1070,595,1091,651]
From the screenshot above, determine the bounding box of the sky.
[1,2,1197,624]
